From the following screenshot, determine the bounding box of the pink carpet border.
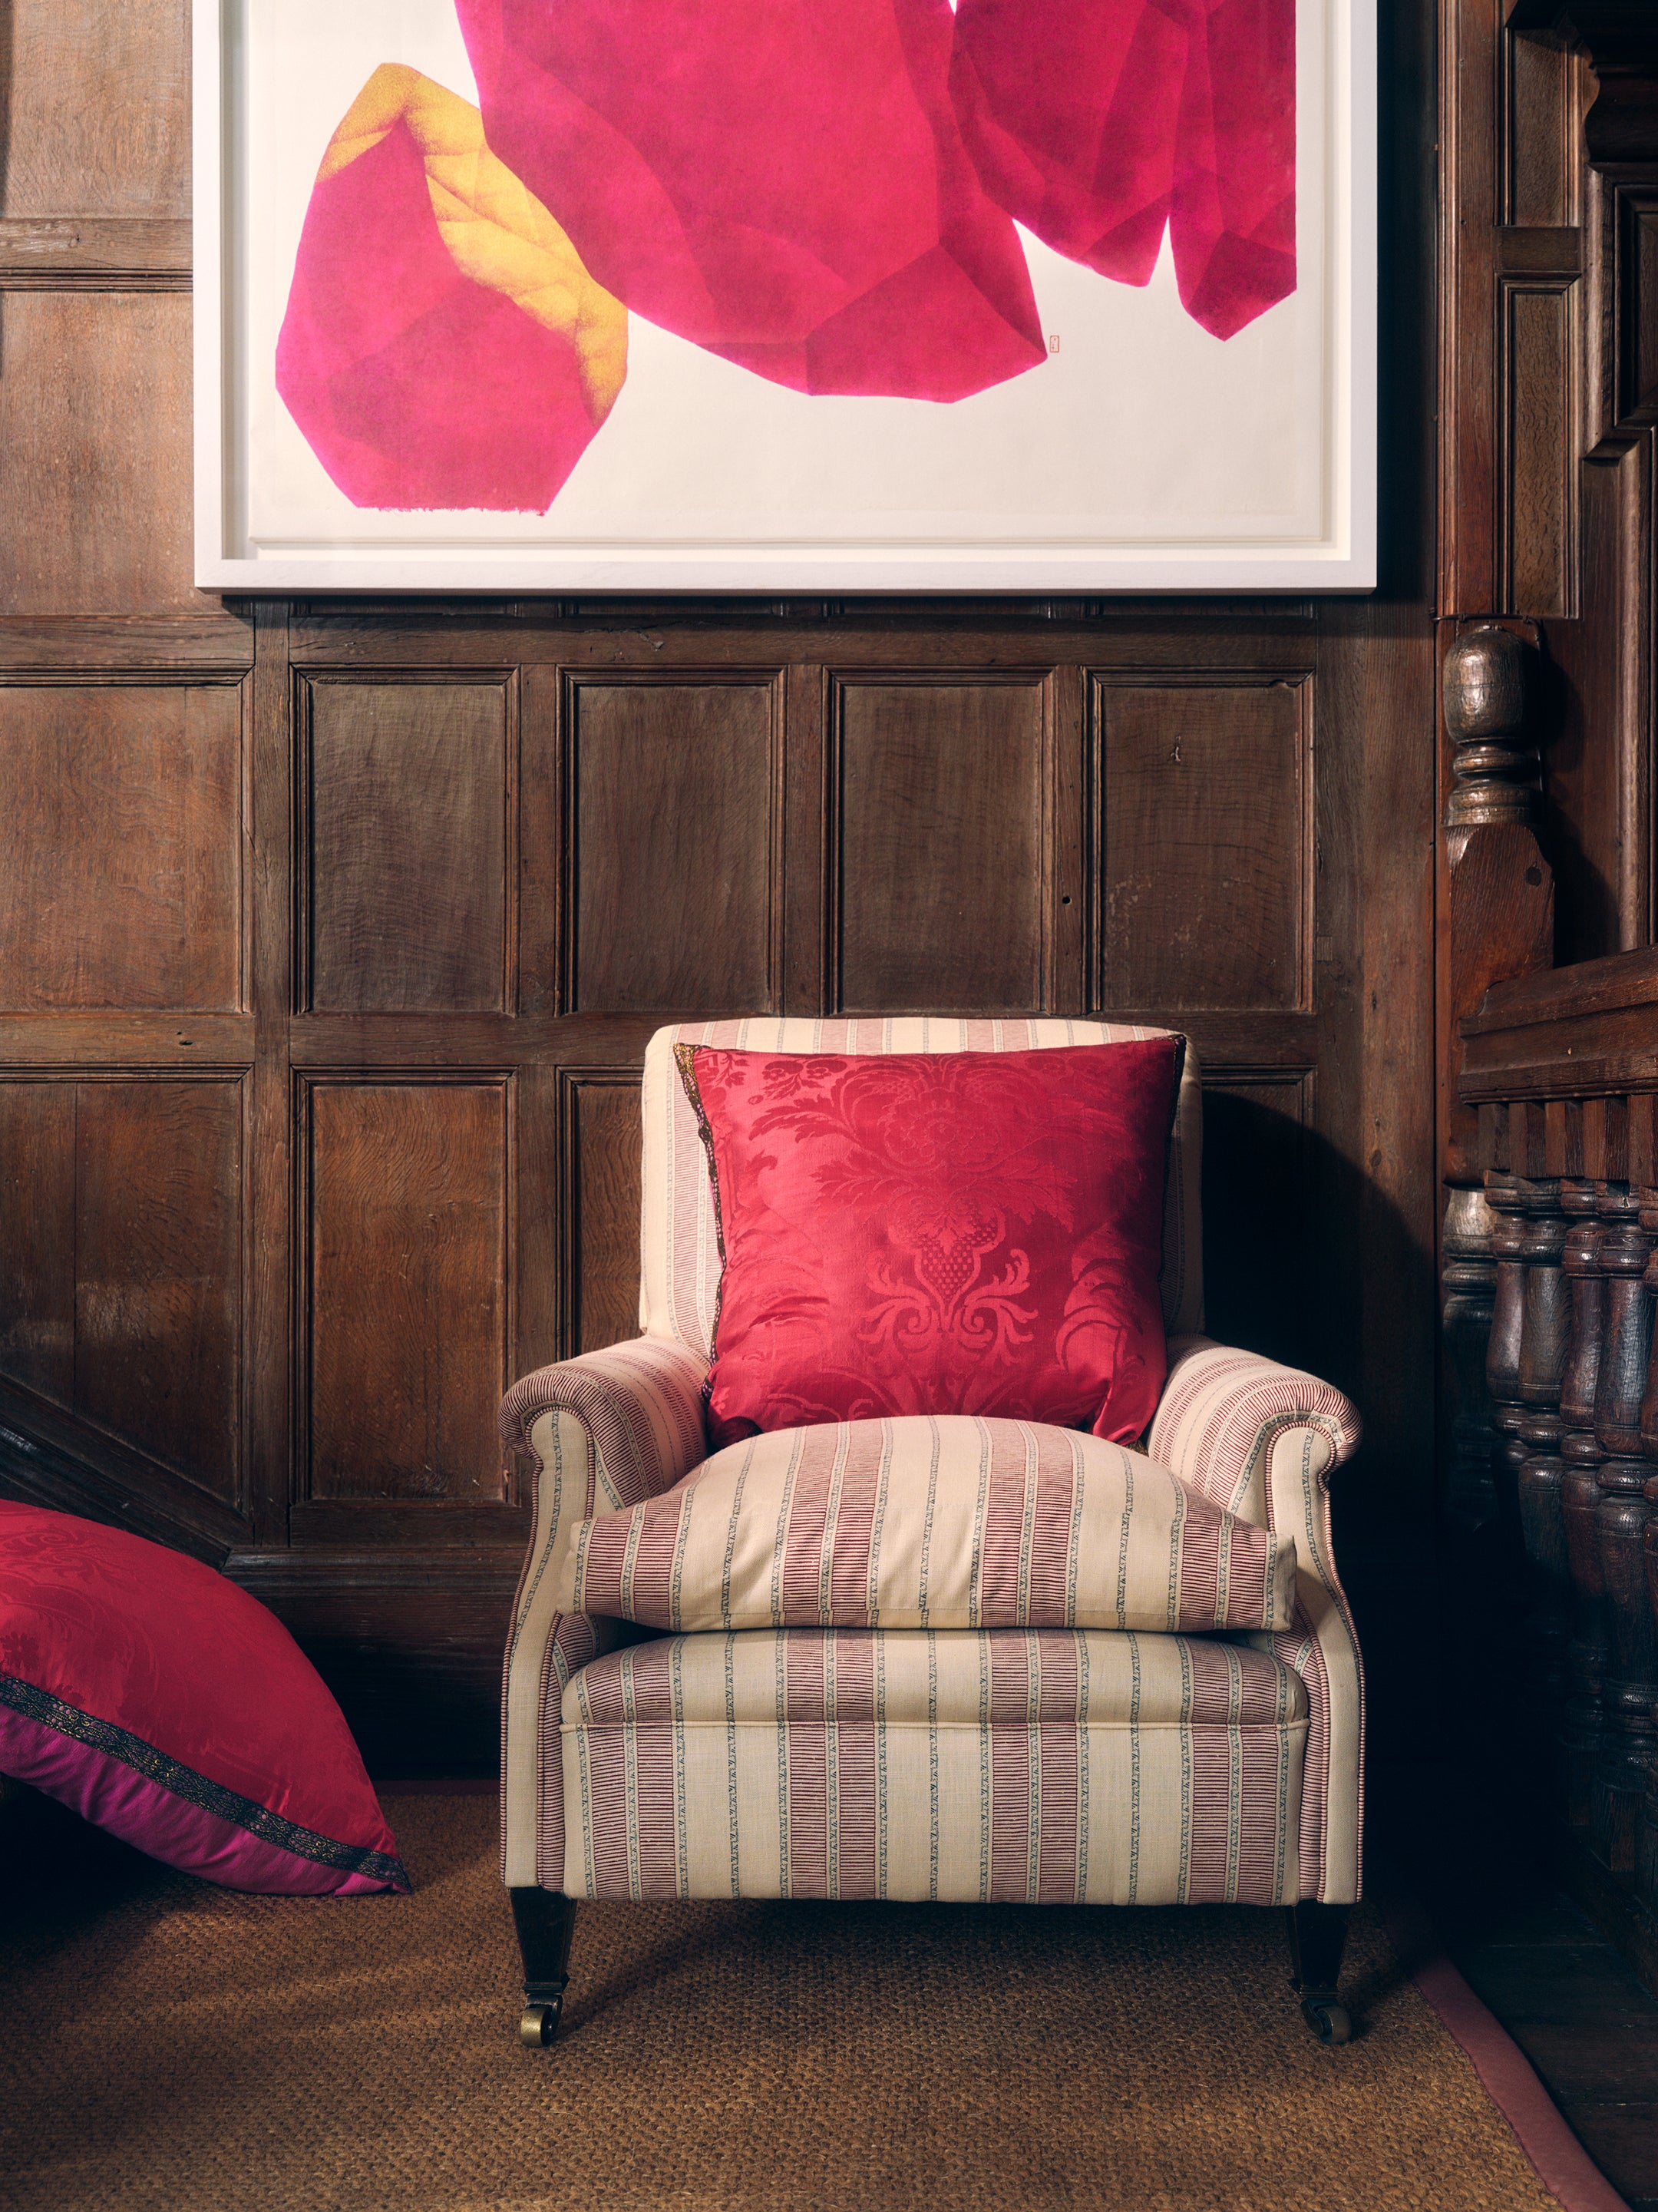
[1380,1890,1628,2212]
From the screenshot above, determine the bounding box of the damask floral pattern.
[679,1039,1182,1446]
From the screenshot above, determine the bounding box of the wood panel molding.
[557,1069,644,1359]
[543,668,786,1017]
[296,1073,515,1519]
[295,670,518,1016]
[1089,673,1313,1017]
[0,1071,248,1522]
[0,679,247,1013]
[827,670,1065,1015]
[0,217,191,288]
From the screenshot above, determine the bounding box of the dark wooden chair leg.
[1286,1900,1352,2045]
[512,1887,576,2047]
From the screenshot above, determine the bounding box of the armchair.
[498,1020,1363,2045]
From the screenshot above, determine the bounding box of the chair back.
[639,1018,1203,1355]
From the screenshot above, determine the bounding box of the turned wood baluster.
[1592,1176,1658,1873]
[1559,1175,1611,1827]
[1514,1170,1572,1767]
[1443,1184,1501,1532]
[1632,1095,1658,1903]
[1481,1162,1541,1761]
[1485,1170,1534,1563]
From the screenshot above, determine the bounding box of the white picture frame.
[193,0,1377,594]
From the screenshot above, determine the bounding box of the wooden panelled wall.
[0,0,1438,1770]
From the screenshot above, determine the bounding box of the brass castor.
[512,1889,576,2052]
[1300,1995,1352,2045]
[520,1999,561,2048]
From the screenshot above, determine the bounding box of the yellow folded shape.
[315,63,627,425]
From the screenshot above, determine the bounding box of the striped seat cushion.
[554,1414,1298,1635]
[561,1628,1309,1905]
[568,1626,1308,1731]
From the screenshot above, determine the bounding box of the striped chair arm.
[1149,1334,1365,1905]
[1148,1335,1362,1526]
[498,1337,707,1890]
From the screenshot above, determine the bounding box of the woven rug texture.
[1,1791,1562,2212]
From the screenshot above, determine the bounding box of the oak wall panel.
[2,0,190,218]
[560,1071,644,1356]
[304,679,511,1013]
[0,685,241,1010]
[305,1080,510,1503]
[1503,280,1577,617]
[1095,679,1310,1012]
[1627,195,1658,421]
[0,1083,74,1403]
[560,677,779,1013]
[73,1079,242,1504]
[0,295,206,616]
[835,678,1048,1012]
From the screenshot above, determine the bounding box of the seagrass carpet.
[0,1790,1587,2212]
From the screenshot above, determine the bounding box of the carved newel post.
[1442,627,1553,1707]
[1444,624,1540,835]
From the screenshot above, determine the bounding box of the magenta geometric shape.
[276,119,606,511]
[455,0,1048,401]
[950,0,1296,341]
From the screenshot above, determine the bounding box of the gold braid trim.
[0,1675,409,1888]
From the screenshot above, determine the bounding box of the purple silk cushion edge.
[0,1683,409,1896]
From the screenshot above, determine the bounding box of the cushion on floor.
[555,1413,1299,1633]
[676,1038,1184,1447]
[0,1502,408,1894]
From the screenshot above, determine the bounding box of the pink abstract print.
[455,0,1046,401]
[950,0,1296,340]
[277,3,1297,512]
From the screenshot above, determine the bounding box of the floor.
[1376,1770,1658,2212]
[1448,1889,1658,2212]
[0,1788,1580,2212]
[8,1767,1658,2207]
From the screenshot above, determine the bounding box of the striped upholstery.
[561,1628,1308,1904]
[497,1336,707,1890]
[557,1415,1300,1635]
[639,1019,1205,1356]
[1151,1335,1364,1902]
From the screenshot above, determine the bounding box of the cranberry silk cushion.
[557,1415,1297,1634]
[678,1037,1184,1447]
[0,1503,408,1895]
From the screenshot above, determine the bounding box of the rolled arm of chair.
[1149,1335,1365,1906]
[499,1337,707,1890]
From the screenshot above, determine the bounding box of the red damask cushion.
[678,1039,1184,1447]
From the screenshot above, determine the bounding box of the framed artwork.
[194,0,1376,593]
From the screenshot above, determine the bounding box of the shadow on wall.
[1201,1084,1440,1769]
